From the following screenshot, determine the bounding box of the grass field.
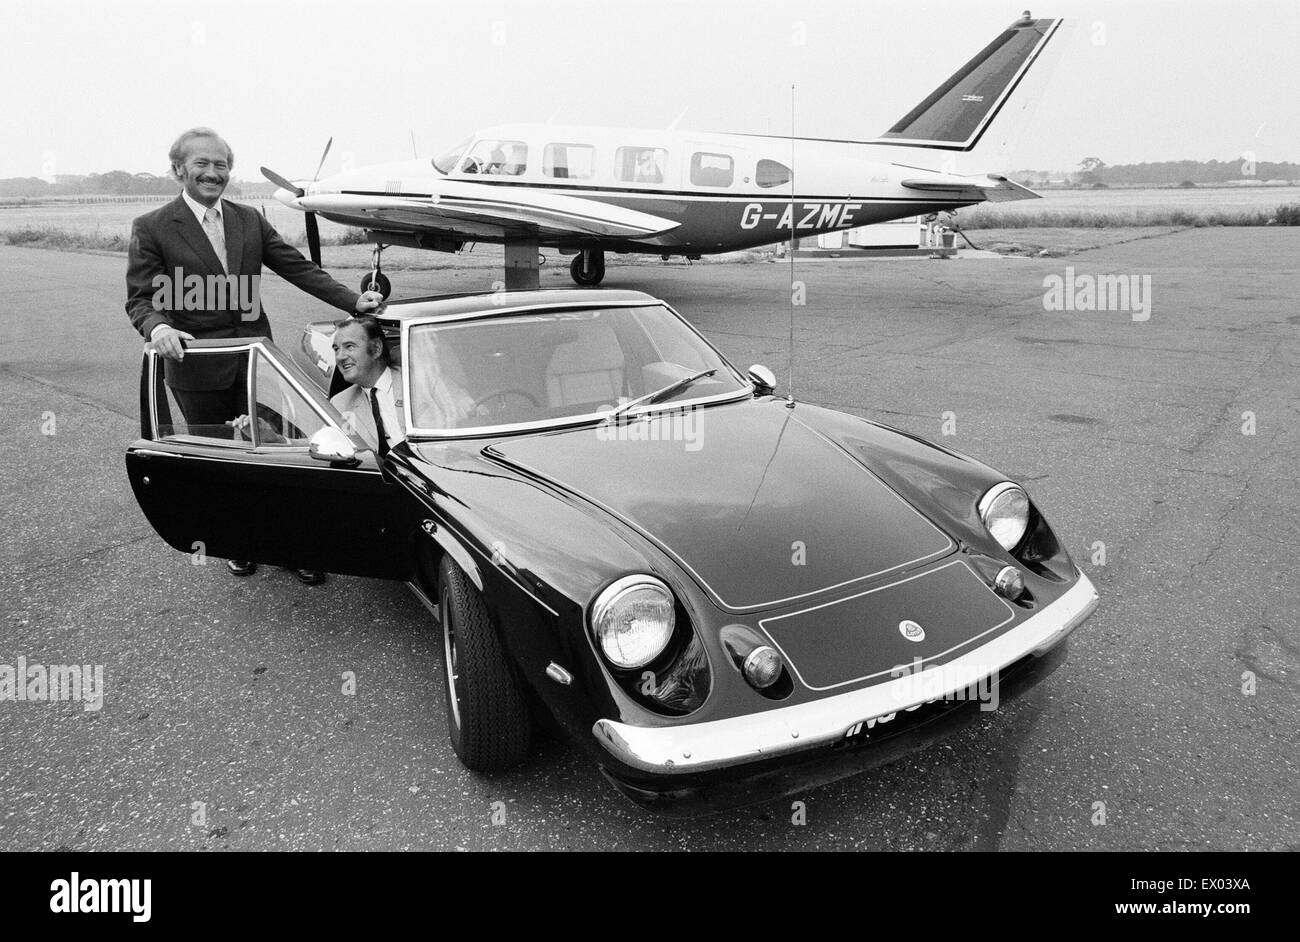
[2,187,1297,261]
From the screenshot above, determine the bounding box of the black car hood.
[484,400,955,612]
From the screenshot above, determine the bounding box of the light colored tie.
[202,207,228,273]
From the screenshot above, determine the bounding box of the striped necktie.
[202,207,228,273]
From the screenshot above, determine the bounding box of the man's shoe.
[295,569,326,585]
[227,560,257,577]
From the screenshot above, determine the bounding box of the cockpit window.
[458,139,528,176]
[432,137,472,174]
[756,159,792,187]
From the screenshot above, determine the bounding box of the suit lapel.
[346,387,378,448]
[169,195,226,276]
[222,201,243,276]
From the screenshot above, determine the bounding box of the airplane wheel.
[361,271,392,299]
[570,252,605,287]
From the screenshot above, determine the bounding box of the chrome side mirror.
[309,427,360,465]
[747,364,776,395]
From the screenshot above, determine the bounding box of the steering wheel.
[460,156,486,175]
[472,388,540,416]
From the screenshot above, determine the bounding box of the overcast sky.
[4,0,1297,180]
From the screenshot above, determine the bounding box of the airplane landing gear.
[570,249,605,287]
[361,245,392,299]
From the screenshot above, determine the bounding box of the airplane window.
[756,159,792,188]
[544,143,595,180]
[432,137,472,174]
[690,152,734,188]
[616,147,667,184]
[460,139,528,176]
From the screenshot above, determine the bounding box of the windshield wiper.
[604,369,717,421]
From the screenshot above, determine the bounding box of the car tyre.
[437,555,531,772]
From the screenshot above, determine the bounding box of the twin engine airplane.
[262,12,1063,295]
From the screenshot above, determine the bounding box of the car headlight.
[590,575,676,669]
[978,482,1030,552]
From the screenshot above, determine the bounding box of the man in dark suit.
[126,127,383,581]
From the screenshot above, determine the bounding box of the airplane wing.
[900,172,1040,203]
[298,181,681,242]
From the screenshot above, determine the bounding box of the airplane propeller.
[259,137,333,267]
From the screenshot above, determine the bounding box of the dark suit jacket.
[125,195,359,390]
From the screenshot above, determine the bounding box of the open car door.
[124,337,413,580]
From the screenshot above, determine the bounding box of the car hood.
[484,400,955,612]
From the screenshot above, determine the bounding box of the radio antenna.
[786,84,797,408]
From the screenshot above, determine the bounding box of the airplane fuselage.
[267,15,1059,289]
[290,123,980,256]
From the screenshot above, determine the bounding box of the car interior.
[405,307,732,430]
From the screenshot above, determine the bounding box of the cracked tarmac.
[0,228,1296,850]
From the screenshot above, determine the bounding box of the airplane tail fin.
[876,13,1063,152]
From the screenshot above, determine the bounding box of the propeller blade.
[260,166,303,198]
[311,137,333,184]
[304,212,322,268]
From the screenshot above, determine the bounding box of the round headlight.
[978,483,1030,552]
[590,575,676,669]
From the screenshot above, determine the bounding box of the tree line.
[1014,158,1300,188]
[0,171,259,199]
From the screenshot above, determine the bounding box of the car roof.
[373,288,662,324]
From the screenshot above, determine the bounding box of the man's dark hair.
[335,315,388,364]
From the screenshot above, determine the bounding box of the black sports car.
[126,288,1098,814]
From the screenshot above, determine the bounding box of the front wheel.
[570,251,605,286]
[437,555,531,772]
[360,271,392,299]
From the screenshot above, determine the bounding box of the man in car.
[329,316,406,454]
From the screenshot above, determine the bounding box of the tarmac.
[1,227,1296,849]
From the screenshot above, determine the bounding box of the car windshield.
[406,304,748,433]
[432,137,472,174]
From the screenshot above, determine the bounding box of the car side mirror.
[309,427,360,466]
[747,364,776,396]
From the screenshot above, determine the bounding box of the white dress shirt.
[361,366,405,451]
[181,188,223,227]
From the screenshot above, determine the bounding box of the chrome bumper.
[593,570,1099,776]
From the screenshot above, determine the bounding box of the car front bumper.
[591,570,1098,810]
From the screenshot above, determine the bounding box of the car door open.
[125,338,413,580]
